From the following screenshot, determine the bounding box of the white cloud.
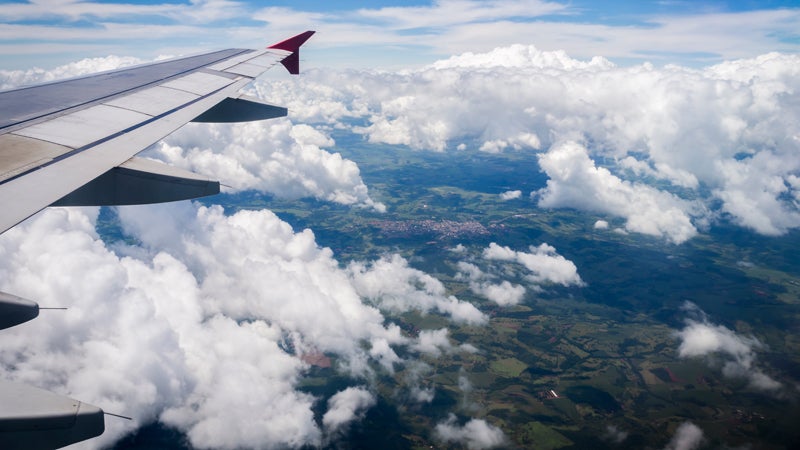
[603,425,628,444]
[403,361,436,404]
[252,45,800,241]
[674,302,781,392]
[456,261,526,307]
[479,132,541,153]
[413,328,453,356]
[356,0,566,30]
[483,242,583,286]
[0,55,386,216]
[435,414,507,449]
[322,386,376,435]
[536,141,700,244]
[153,120,385,212]
[0,202,490,448]
[0,55,144,90]
[348,254,487,325]
[473,280,527,306]
[455,243,581,306]
[594,220,609,229]
[4,1,799,70]
[499,190,522,200]
[664,422,704,450]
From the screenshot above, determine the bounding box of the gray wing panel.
[0,34,308,235]
[0,48,250,131]
[0,76,251,234]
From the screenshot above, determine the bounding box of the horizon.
[1,0,799,71]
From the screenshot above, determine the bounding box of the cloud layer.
[2,0,799,70]
[20,36,797,243]
[0,203,484,448]
[254,44,800,242]
[154,121,385,211]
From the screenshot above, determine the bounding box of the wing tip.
[267,30,316,53]
[268,31,315,75]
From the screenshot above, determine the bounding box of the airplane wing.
[0,30,314,449]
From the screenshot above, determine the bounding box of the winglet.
[268,30,315,75]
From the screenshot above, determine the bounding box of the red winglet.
[268,30,315,75]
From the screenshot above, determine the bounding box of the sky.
[0,0,799,69]
[1,1,799,449]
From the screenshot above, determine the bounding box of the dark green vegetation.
[107,133,800,449]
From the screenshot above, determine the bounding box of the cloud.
[499,190,522,200]
[152,120,385,212]
[3,0,800,70]
[411,328,477,358]
[454,243,581,306]
[674,302,781,392]
[0,55,385,213]
[456,261,526,306]
[253,44,800,242]
[483,242,583,286]
[664,421,704,450]
[435,414,507,449]
[602,425,628,445]
[536,141,700,243]
[594,220,609,229]
[412,328,454,356]
[0,55,144,90]
[322,386,376,435]
[348,254,487,325]
[0,202,490,448]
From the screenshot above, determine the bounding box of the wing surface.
[0,30,314,235]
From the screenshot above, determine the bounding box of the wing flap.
[223,62,274,78]
[12,105,151,149]
[52,157,220,206]
[104,86,199,117]
[0,135,68,182]
[192,95,287,123]
[161,71,237,96]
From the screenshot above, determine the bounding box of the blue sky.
[0,0,798,69]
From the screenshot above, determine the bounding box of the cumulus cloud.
[0,202,486,448]
[253,45,800,241]
[664,422,704,450]
[602,425,628,445]
[0,55,145,90]
[457,261,526,306]
[483,242,583,286]
[348,254,487,325]
[153,120,385,212]
[499,190,522,200]
[322,386,376,435]
[594,220,609,229]
[674,302,781,392]
[435,414,507,449]
[411,328,476,357]
[0,55,385,214]
[536,141,700,243]
[455,242,581,306]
